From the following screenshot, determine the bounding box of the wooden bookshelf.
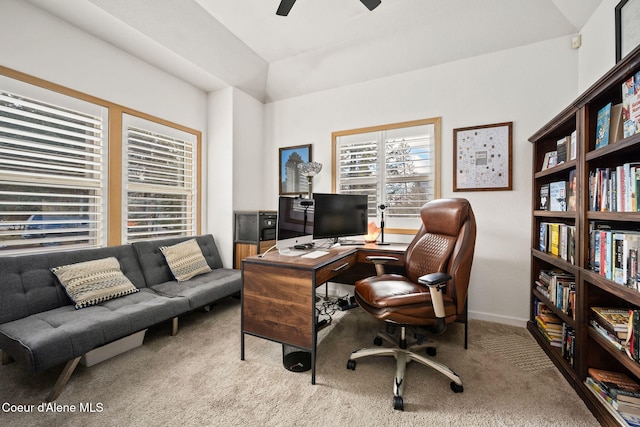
[529,44,640,426]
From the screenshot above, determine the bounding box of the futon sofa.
[0,234,241,401]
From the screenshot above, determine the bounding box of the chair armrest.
[418,272,452,332]
[365,256,399,276]
[418,272,452,287]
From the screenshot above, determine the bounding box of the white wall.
[264,37,580,326]
[578,0,619,93]
[232,89,267,210]
[0,0,207,132]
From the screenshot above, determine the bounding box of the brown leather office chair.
[346,198,476,411]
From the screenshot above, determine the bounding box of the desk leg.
[241,332,245,361]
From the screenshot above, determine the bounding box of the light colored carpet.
[0,297,599,426]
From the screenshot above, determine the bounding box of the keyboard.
[301,250,330,259]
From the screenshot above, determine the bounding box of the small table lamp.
[298,161,322,199]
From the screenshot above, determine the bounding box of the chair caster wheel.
[346,359,356,370]
[426,346,436,356]
[373,336,383,346]
[450,382,463,393]
[393,396,404,411]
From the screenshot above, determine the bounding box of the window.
[123,115,198,243]
[0,68,202,254]
[0,81,107,254]
[332,118,440,230]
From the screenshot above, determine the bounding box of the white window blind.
[335,119,439,228]
[0,87,106,254]
[124,116,197,242]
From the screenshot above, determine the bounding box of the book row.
[591,306,629,352]
[540,130,577,171]
[594,72,640,152]
[585,367,640,426]
[623,72,640,140]
[535,269,575,319]
[589,163,640,212]
[539,222,576,264]
[589,224,640,289]
[533,300,574,365]
[539,172,577,212]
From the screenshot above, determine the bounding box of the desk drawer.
[316,253,356,285]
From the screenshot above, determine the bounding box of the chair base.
[347,329,463,411]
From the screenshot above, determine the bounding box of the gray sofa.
[0,234,241,401]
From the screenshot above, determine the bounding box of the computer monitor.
[275,196,315,253]
[312,193,368,243]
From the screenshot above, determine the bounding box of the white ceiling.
[27,0,603,102]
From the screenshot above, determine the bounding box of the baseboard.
[469,310,528,328]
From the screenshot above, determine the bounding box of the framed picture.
[453,122,513,192]
[616,0,640,62]
[279,144,311,195]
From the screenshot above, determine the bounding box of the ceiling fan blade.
[276,0,297,16]
[360,0,381,11]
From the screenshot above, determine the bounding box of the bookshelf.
[529,44,640,426]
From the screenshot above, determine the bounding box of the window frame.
[0,65,202,252]
[331,117,441,234]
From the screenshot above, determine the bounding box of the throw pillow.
[51,257,139,309]
[160,239,212,282]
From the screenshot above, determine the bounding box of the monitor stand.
[278,247,307,256]
[331,238,364,247]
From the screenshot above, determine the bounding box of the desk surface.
[243,243,407,269]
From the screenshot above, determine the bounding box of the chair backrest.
[404,198,476,316]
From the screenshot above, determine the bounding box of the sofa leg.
[1,350,14,365]
[202,305,211,312]
[46,356,82,402]
[171,317,179,336]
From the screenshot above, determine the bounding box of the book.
[557,136,568,164]
[588,368,640,396]
[592,307,631,333]
[590,319,624,350]
[542,150,557,170]
[617,390,640,405]
[549,181,567,211]
[550,223,560,256]
[596,102,613,149]
[539,222,549,252]
[539,183,549,210]
[568,169,577,211]
[569,130,577,160]
[618,400,640,417]
[624,75,636,138]
[611,103,625,144]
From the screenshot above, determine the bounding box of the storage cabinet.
[529,45,640,426]
[233,211,277,269]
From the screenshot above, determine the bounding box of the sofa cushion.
[51,257,139,309]
[0,289,189,373]
[150,268,242,309]
[160,239,212,282]
[133,235,223,287]
[0,245,147,325]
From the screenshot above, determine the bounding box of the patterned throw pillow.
[51,257,139,309]
[160,239,212,282]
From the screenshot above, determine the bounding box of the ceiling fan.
[276,0,381,16]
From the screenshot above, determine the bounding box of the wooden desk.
[240,243,406,383]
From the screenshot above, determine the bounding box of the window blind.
[0,90,105,254]
[124,123,197,242]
